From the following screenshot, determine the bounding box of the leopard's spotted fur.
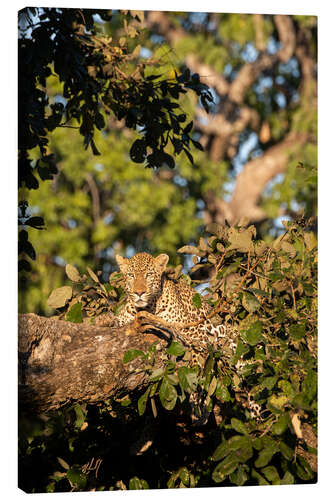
[113,252,231,360]
[96,252,262,420]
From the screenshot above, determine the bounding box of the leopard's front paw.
[94,313,118,327]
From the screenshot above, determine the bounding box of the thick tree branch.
[253,14,265,51]
[228,15,296,104]
[18,313,171,413]
[204,132,309,225]
[228,132,308,223]
[274,15,296,62]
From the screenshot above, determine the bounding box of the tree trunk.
[18,313,168,414]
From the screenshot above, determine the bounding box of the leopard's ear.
[115,255,128,273]
[155,253,169,272]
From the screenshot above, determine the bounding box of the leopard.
[95,252,262,421]
[111,252,232,358]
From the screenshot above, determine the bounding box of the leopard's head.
[115,252,169,309]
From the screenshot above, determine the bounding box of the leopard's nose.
[135,291,145,297]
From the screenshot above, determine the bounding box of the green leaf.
[138,388,150,416]
[229,465,249,486]
[192,292,202,309]
[234,440,253,463]
[179,467,190,486]
[261,465,280,484]
[46,482,56,492]
[269,394,289,410]
[129,477,149,490]
[302,370,317,402]
[292,393,312,410]
[280,441,294,461]
[150,367,165,381]
[66,302,83,323]
[248,287,269,297]
[252,437,263,451]
[272,414,290,435]
[18,237,36,260]
[289,322,306,340]
[278,379,295,398]
[242,321,263,346]
[47,286,72,308]
[242,292,260,313]
[90,139,101,156]
[159,378,177,410]
[166,373,178,385]
[67,468,87,489]
[94,112,105,131]
[215,381,231,402]
[262,376,278,390]
[73,404,85,429]
[232,339,249,364]
[213,435,251,463]
[212,441,229,462]
[296,457,314,481]
[251,469,269,485]
[230,418,248,435]
[212,453,239,483]
[183,148,193,164]
[120,397,131,407]
[207,376,217,397]
[166,341,186,357]
[123,349,145,363]
[254,444,279,467]
[177,367,198,393]
[281,471,295,484]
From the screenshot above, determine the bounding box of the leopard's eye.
[127,273,134,278]
[145,272,153,278]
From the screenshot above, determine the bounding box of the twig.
[259,417,277,437]
[58,124,80,129]
[290,282,297,311]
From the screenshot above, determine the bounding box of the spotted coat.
[113,252,230,356]
[97,252,261,419]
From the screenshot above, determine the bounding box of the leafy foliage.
[18,7,212,278]
[19,220,317,491]
[19,8,210,180]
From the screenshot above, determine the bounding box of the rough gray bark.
[18,313,168,414]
